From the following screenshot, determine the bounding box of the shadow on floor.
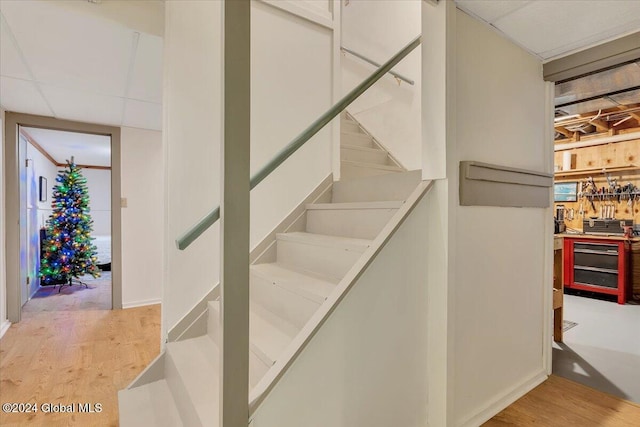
[553,342,633,401]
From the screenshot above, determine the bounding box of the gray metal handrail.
[176,35,422,250]
[341,46,415,85]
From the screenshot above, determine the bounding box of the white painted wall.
[164,0,223,338]
[25,139,58,296]
[0,109,9,338]
[249,1,333,248]
[121,127,163,308]
[453,11,549,426]
[82,168,111,236]
[422,4,551,426]
[252,195,429,427]
[164,1,335,335]
[341,0,421,170]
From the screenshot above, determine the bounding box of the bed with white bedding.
[93,235,111,268]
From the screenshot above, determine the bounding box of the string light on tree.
[40,158,100,287]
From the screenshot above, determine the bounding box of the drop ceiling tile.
[493,1,640,60]
[40,84,124,127]
[1,0,134,96]
[122,99,162,130]
[0,76,52,116]
[456,0,531,23]
[0,12,31,80]
[127,33,163,104]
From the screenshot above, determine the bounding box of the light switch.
[121,197,128,208]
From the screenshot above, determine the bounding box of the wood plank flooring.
[3,302,640,427]
[485,374,640,427]
[0,304,160,427]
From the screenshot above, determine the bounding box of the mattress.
[93,235,111,265]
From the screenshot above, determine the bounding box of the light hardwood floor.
[485,374,640,426]
[3,303,639,427]
[0,304,160,427]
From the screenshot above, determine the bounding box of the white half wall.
[422,5,551,426]
[164,0,335,336]
[341,0,421,170]
[121,127,163,308]
[251,195,429,427]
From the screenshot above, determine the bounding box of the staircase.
[340,112,405,180]
[118,117,420,426]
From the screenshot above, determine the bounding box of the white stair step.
[341,160,403,180]
[250,265,322,329]
[276,231,370,281]
[306,201,401,239]
[341,144,390,165]
[251,263,337,304]
[118,380,183,427]
[165,335,220,427]
[341,120,361,133]
[332,170,422,203]
[341,131,372,147]
[250,305,297,365]
[207,300,287,387]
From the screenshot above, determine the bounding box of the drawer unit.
[563,237,630,304]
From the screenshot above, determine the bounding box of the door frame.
[4,112,122,322]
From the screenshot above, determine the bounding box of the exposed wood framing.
[555,126,573,138]
[555,105,640,143]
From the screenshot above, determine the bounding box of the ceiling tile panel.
[456,0,531,23]
[127,33,163,104]
[0,13,31,80]
[40,83,124,127]
[492,0,640,60]
[0,76,52,116]
[1,0,134,96]
[122,99,162,131]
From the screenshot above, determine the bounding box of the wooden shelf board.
[555,165,638,178]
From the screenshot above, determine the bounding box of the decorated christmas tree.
[40,159,100,286]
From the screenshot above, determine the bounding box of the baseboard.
[458,369,548,427]
[0,320,11,339]
[127,352,165,389]
[122,298,162,309]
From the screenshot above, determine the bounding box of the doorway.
[4,112,122,322]
[551,61,640,403]
[20,126,113,312]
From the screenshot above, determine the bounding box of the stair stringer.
[248,179,433,422]
[122,175,333,395]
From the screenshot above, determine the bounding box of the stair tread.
[276,231,371,251]
[250,306,297,364]
[206,300,272,388]
[167,335,220,424]
[251,262,337,303]
[342,160,403,171]
[341,144,384,153]
[119,380,183,427]
[306,201,403,210]
[340,130,368,138]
